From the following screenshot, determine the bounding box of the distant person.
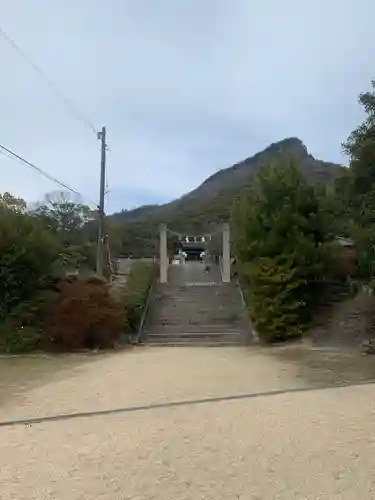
[203,251,210,273]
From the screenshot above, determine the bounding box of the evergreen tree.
[342,80,375,278]
[233,160,331,342]
[0,199,61,319]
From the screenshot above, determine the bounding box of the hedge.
[120,262,157,334]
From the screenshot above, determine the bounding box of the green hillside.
[108,137,344,257]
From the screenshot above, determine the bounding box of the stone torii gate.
[159,223,231,284]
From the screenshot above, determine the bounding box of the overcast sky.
[1,0,375,213]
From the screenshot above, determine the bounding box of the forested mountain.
[108,137,344,257]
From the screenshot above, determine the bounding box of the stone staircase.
[143,264,250,346]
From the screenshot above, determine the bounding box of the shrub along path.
[1,345,375,499]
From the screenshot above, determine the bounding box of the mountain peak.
[109,138,343,252]
[261,137,308,157]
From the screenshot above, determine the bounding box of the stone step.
[155,309,246,316]
[159,285,239,292]
[160,293,242,299]
[155,315,245,320]
[155,306,245,313]
[161,285,237,290]
[159,307,243,312]
[157,308,244,316]
[147,339,243,347]
[159,300,242,306]
[157,300,243,306]
[154,300,244,306]
[159,301,243,308]
[161,286,239,292]
[147,333,245,345]
[147,326,246,335]
[153,318,246,326]
[143,273,249,346]
[158,296,242,302]
[148,329,245,336]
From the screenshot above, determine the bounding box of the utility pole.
[96,126,106,276]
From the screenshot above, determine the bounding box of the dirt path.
[1,346,375,499]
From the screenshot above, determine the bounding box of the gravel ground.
[1,346,375,499]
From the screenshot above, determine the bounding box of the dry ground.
[1,345,375,499]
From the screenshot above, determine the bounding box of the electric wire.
[0,25,98,135]
[0,143,98,209]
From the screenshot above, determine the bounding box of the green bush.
[240,258,308,342]
[0,289,57,353]
[0,190,127,353]
[0,205,61,320]
[233,160,334,343]
[122,263,157,332]
[0,275,128,353]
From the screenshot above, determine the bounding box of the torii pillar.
[222,223,231,283]
[159,223,168,283]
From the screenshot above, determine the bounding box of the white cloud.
[1,0,374,212]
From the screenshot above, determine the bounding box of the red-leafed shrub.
[45,277,127,351]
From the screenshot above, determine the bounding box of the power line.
[0,25,98,135]
[0,143,98,208]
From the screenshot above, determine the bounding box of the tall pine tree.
[233,160,331,342]
[342,80,375,278]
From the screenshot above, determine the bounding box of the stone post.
[222,223,231,283]
[159,223,168,283]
